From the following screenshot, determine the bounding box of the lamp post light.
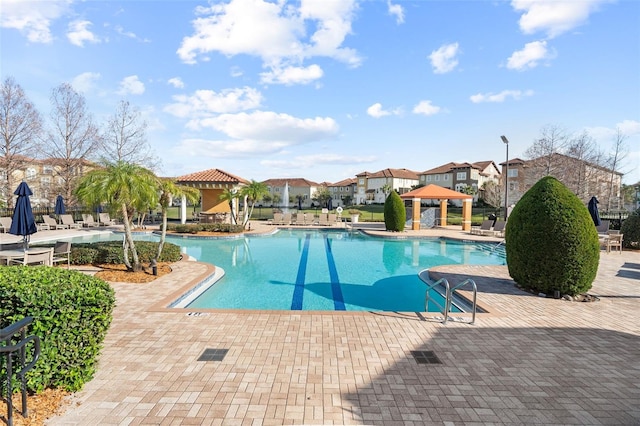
[501,135,509,220]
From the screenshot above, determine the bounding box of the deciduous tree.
[0,77,42,208]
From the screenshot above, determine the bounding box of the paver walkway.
[35,224,640,425]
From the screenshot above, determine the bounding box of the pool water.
[172,229,505,312]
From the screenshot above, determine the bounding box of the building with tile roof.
[175,168,249,221]
[261,178,322,209]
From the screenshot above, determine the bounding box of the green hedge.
[505,176,600,296]
[167,223,244,234]
[59,240,182,265]
[0,267,115,392]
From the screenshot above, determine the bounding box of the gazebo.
[175,168,249,224]
[400,184,473,231]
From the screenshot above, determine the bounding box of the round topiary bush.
[620,208,640,249]
[505,176,600,296]
[384,190,406,232]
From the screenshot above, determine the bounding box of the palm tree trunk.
[121,203,142,272]
[156,209,167,260]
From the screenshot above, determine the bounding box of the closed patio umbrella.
[9,181,38,250]
[54,195,66,215]
[588,196,601,226]
[327,197,333,211]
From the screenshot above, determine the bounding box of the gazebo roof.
[400,184,472,200]
[175,168,249,185]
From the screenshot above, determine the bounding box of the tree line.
[1,76,159,209]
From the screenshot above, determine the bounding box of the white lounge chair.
[99,213,117,226]
[43,215,68,230]
[60,214,82,229]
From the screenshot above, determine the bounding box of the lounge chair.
[318,213,330,226]
[488,220,506,237]
[272,213,284,225]
[471,220,493,235]
[52,241,71,268]
[10,248,53,266]
[98,213,117,226]
[36,219,50,231]
[81,214,99,227]
[294,213,306,225]
[327,213,337,226]
[0,217,12,233]
[60,214,82,229]
[43,215,68,230]
[282,213,292,225]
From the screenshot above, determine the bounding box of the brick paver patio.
[15,224,638,425]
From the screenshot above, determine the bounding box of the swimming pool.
[169,229,504,312]
[64,229,505,312]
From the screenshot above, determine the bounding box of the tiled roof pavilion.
[175,168,249,217]
[175,168,249,186]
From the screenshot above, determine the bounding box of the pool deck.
[5,223,638,425]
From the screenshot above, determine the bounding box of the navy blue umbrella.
[327,197,333,210]
[588,196,601,226]
[298,198,303,211]
[54,195,66,215]
[9,182,38,249]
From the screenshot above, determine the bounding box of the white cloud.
[168,77,185,89]
[387,1,404,24]
[366,103,401,118]
[260,64,323,85]
[67,20,100,47]
[512,0,608,38]
[164,87,263,118]
[114,25,150,43]
[194,110,338,143]
[506,40,556,70]
[0,0,71,43]
[262,153,376,169]
[429,42,459,74]
[412,100,441,116]
[71,72,101,93]
[177,0,360,84]
[117,75,145,95]
[470,89,534,103]
[230,66,243,77]
[616,120,640,136]
[176,111,339,159]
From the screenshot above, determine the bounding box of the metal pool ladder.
[425,278,477,325]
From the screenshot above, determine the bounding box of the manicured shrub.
[505,176,600,296]
[167,223,244,234]
[0,267,115,392]
[384,191,406,232]
[65,241,181,265]
[620,208,640,249]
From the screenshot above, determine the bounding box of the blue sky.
[1,0,639,185]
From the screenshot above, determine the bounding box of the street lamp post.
[501,135,509,220]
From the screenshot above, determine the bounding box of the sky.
[1,0,639,186]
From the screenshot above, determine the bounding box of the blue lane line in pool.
[291,234,311,310]
[324,234,346,310]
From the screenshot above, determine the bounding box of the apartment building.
[418,161,501,203]
[0,156,95,208]
[355,168,419,204]
[328,178,357,207]
[499,154,623,209]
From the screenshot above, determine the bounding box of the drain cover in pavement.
[197,348,229,361]
[410,350,441,364]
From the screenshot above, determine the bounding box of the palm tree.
[75,161,159,272]
[156,178,200,259]
[240,180,268,228]
[219,188,240,224]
